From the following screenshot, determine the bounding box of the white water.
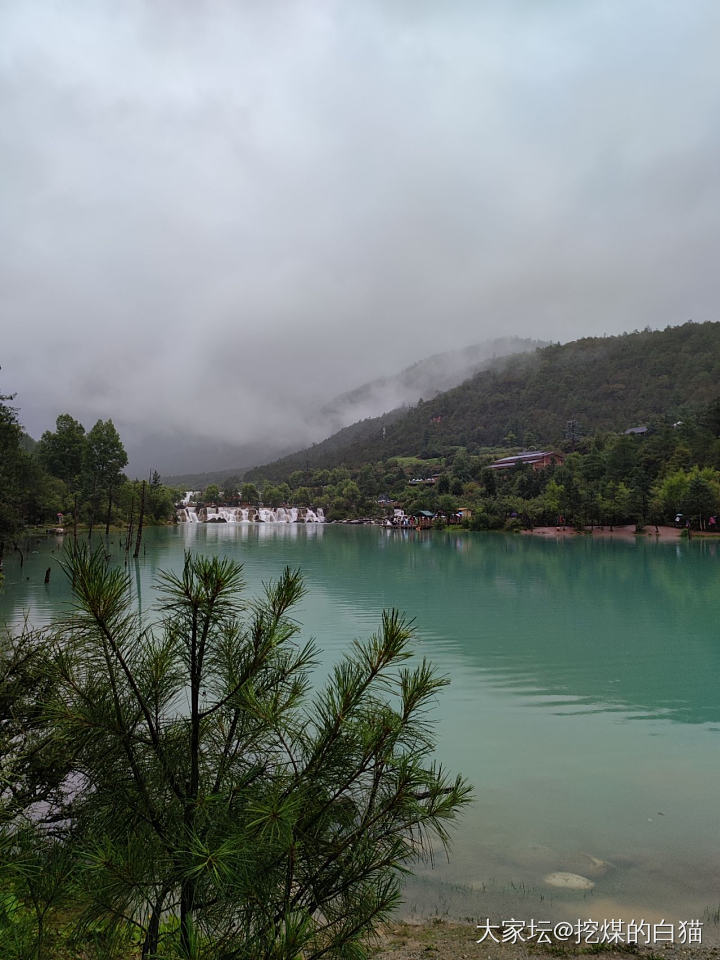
[205,508,242,523]
[178,505,324,524]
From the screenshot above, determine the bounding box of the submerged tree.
[26,545,470,958]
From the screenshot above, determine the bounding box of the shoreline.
[522,524,683,542]
[371,918,720,959]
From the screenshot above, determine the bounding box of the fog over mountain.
[158,337,545,477]
[3,2,720,476]
[318,336,544,437]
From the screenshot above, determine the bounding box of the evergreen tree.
[36,414,87,490]
[84,419,128,536]
[0,389,35,539]
[15,546,470,958]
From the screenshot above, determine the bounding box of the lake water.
[2,524,719,934]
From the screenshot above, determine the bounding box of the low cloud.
[3,1,720,472]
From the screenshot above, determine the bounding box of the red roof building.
[488,451,564,471]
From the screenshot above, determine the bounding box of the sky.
[2,1,720,474]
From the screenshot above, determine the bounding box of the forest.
[0,392,178,548]
[227,399,720,530]
[244,323,720,529]
[248,321,720,479]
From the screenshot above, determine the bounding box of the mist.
[3,1,720,474]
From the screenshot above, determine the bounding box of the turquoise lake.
[2,524,719,931]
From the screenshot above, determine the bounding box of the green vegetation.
[241,404,720,529]
[1,546,469,958]
[241,323,720,528]
[248,322,720,478]
[7,321,720,533]
[0,391,179,546]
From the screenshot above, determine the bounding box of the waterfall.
[178,504,323,524]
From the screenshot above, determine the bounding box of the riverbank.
[370,919,720,959]
[523,524,683,542]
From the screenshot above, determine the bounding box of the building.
[488,451,564,471]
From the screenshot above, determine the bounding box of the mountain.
[156,337,542,481]
[247,322,720,480]
[317,336,546,435]
[136,437,295,486]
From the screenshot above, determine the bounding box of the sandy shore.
[523,524,683,542]
[370,919,720,959]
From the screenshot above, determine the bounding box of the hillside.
[247,322,720,481]
[157,337,542,481]
[318,336,545,434]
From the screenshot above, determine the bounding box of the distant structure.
[565,418,582,449]
[623,425,648,435]
[488,451,564,472]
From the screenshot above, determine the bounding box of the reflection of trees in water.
[283,529,720,727]
[3,527,719,726]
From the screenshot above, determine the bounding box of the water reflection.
[2,526,719,924]
[3,526,718,727]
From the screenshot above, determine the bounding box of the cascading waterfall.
[177,505,324,524]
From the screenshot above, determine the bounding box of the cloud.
[2,1,720,471]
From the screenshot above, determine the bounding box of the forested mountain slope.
[318,336,545,433]
[248,322,720,480]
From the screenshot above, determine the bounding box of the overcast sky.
[3,1,720,473]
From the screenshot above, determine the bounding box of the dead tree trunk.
[88,478,97,541]
[105,484,113,536]
[133,481,146,559]
[125,494,135,557]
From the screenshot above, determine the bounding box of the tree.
[19,547,469,958]
[262,484,282,507]
[451,448,472,482]
[145,480,177,523]
[203,483,220,503]
[288,471,305,490]
[84,419,128,536]
[36,414,87,490]
[682,467,720,528]
[222,481,239,506]
[437,494,457,515]
[0,390,38,539]
[293,486,311,507]
[0,625,68,827]
[240,482,260,505]
[652,468,690,520]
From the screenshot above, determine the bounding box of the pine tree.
[11,545,470,959]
